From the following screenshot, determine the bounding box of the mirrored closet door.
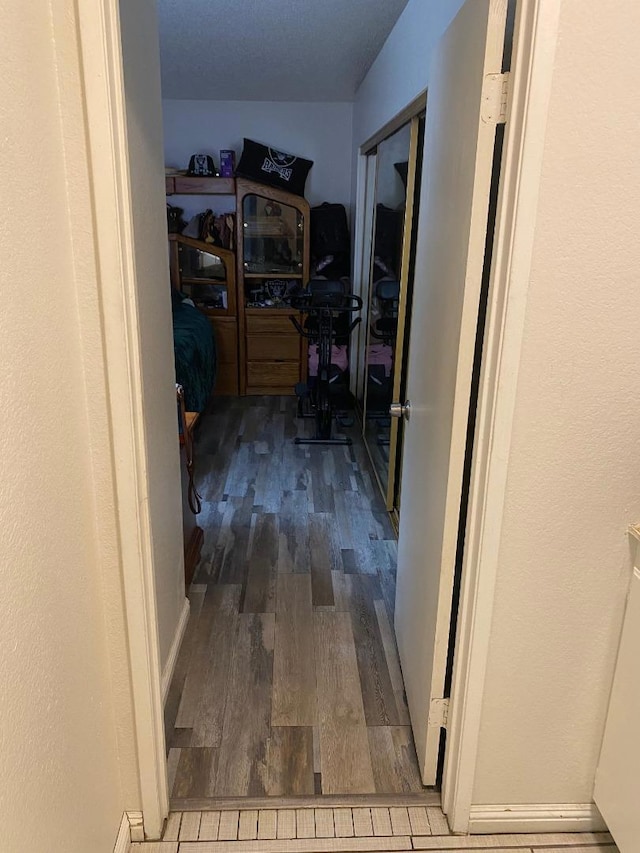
[359,114,424,516]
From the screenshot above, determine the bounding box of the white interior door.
[594,561,640,852]
[394,0,507,785]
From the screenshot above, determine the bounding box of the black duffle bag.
[310,202,351,278]
[235,138,313,196]
[311,203,350,257]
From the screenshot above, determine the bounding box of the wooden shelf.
[243,272,303,279]
[245,306,300,316]
[181,277,229,286]
[243,231,300,239]
[166,175,236,195]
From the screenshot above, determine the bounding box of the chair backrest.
[375,279,400,304]
[302,279,356,342]
[307,279,348,312]
[308,278,346,296]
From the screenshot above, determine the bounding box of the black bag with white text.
[236,138,313,196]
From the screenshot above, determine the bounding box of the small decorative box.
[219,150,236,178]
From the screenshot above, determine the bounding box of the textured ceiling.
[158,0,409,101]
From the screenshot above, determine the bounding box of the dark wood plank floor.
[165,396,422,798]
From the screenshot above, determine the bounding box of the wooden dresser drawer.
[246,313,299,335]
[247,361,300,388]
[246,334,299,362]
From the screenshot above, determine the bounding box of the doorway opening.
[162,102,430,808]
[109,4,520,824]
[157,2,434,808]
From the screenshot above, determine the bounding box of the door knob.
[390,400,411,421]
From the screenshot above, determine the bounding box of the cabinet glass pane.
[178,244,229,311]
[181,282,228,311]
[242,194,304,275]
[179,244,227,280]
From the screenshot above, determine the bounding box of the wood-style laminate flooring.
[165,395,420,800]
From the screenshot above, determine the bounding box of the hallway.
[165,396,422,799]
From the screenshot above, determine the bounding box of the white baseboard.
[469,802,607,834]
[127,811,145,843]
[162,597,190,704]
[113,813,131,853]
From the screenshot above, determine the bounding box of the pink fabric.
[308,344,349,377]
[367,343,393,377]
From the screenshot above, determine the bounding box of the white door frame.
[76,0,169,839]
[349,150,378,400]
[76,0,560,838]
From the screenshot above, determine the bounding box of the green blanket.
[172,296,216,412]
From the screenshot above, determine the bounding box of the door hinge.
[481,72,510,125]
[428,697,450,729]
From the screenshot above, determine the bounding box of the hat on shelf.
[187,153,217,177]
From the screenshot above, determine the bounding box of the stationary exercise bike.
[289,280,362,446]
[366,279,400,446]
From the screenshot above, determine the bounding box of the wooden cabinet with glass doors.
[169,234,239,395]
[236,179,310,395]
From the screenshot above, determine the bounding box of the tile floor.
[130,806,617,851]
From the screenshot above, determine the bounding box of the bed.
[171,289,217,412]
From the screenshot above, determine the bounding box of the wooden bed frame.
[178,396,203,587]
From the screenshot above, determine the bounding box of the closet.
[355,112,425,516]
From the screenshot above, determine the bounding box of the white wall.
[0,2,140,850]
[120,3,187,673]
[472,0,640,807]
[162,99,353,216]
[349,0,465,286]
[352,0,464,150]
